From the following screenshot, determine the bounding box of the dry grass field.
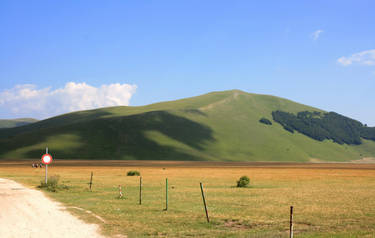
[1,161,375,237]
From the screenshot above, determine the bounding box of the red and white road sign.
[41,154,53,165]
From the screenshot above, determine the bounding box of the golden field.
[1,161,375,237]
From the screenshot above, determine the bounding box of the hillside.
[0,90,374,162]
[0,118,38,129]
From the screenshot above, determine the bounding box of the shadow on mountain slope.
[0,111,214,161]
[0,110,115,140]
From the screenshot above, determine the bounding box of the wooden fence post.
[290,206,293,238]
[89,172,93,191]
[200,182,210,223]
[119,185,123,198]
[165,178,168,211]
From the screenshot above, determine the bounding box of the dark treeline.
[272,111,375,145]
[361,126,375,141]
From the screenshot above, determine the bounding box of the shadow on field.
[0,110,214,161]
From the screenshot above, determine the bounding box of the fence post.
[89,172,93,191]
[139,176,142,205]
[165,178,168,211]
[200,182,210,223]
[290,206,293,238]
[119,185,123,198]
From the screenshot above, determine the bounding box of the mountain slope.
[0,118,38,129]
[0,90,374,161]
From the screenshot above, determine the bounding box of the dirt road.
[0,178,105,238]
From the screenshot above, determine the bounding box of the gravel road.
[0,178,105,238]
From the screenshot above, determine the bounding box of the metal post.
[45,147,48,184]
[165,178,168,211]
[200,182,210,223]
[45,165,48,184]
[139,176,142,205]
[89,172,93,191]
[290,206,294,238]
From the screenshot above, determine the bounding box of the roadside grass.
[1,164,375,237]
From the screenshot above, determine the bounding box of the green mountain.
[1,90,374,162]
[0,118,38,129]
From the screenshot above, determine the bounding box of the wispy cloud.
[311,29,323,40]
[337,49,375,66]
[0,82,137,119]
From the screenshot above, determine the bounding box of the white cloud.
[337,49,375,66]
[0,82,137,119]
[311,29,323,40]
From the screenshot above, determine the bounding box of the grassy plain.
[1,161,375,237]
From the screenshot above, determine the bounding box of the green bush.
[127,170,140,176]
[237,176,250,187]
[39,175,60,192]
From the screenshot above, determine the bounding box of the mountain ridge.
[1,90,374,161]
[0,118,38,129]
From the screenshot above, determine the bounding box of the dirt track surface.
[0,178,105,238]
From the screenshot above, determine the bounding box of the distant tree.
[283,125,294,133]
[259,118,272,125]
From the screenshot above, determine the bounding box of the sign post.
[45,147,48,184]
[41,147,53,184]
[46,163,48,184]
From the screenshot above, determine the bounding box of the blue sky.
[0,1,374,125]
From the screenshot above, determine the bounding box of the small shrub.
[237,176,250,187]
[259,117,272,125]
[127,170,140,176]
[39,175,60,192]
